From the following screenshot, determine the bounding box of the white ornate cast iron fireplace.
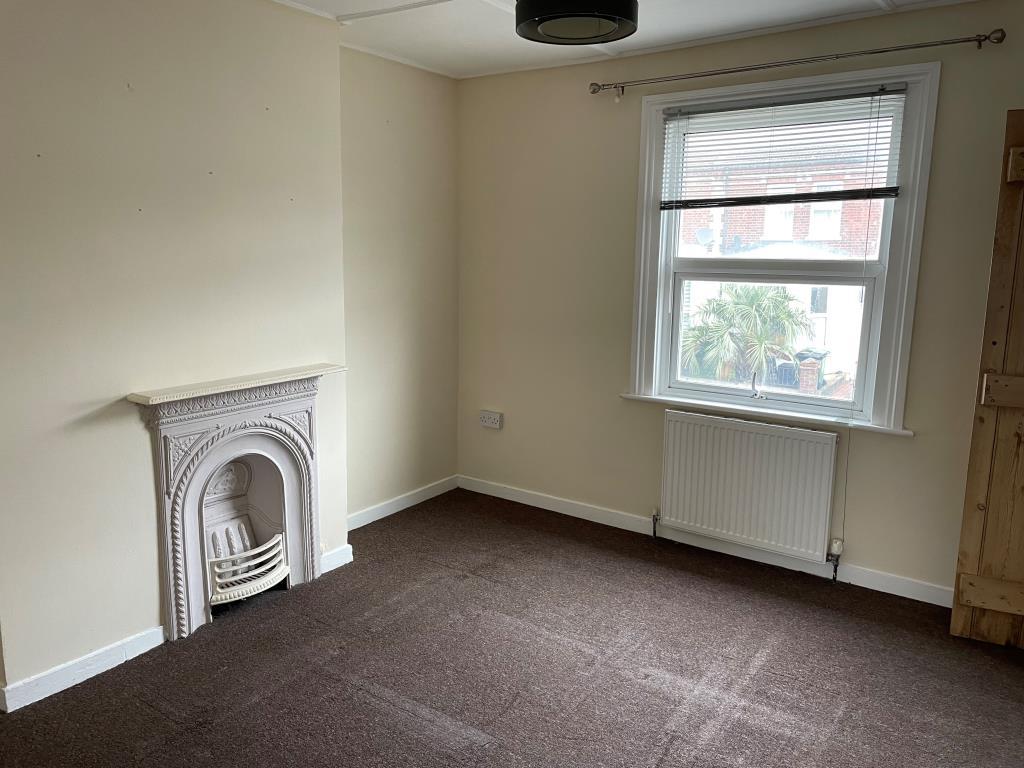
[128,364,343,640]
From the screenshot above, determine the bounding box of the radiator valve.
[826,537,844,581]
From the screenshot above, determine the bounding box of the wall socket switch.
[479,410,504,429]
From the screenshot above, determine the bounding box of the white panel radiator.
[661,410,837,563]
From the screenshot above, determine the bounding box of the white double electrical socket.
[479,410,504,429]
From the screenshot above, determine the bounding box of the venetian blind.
[661,89,906,210]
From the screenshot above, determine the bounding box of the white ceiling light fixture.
[515,0,638,45]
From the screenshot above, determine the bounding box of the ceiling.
[274,0,979,78]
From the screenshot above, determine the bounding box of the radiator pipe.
[826,552,841,582]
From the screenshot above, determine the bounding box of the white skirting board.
[0,627,164,713]
[347,475,459,531]
[457,475,651,535]
[321,543,354,573]
[456,475,953,609]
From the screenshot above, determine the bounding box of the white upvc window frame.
[629,63,940,432]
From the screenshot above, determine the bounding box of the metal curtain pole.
[588,28,1006,96]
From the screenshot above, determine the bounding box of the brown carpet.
[2,488,1023,767]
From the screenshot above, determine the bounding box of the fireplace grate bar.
[208,533,289,605]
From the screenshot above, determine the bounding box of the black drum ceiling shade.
[515,1,639,45]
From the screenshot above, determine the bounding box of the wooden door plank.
[952,110,1024,639]
[952,406,1001,636]
[960,574,1024,616]
[973,409,1024,643]
[980,374,1024,407]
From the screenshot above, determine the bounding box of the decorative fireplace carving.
[129,364,343,640]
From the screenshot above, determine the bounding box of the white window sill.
[620,393,913,437]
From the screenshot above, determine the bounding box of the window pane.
[675,280,865,402]
[761,184,795,240]
[808,183,843,241]
[669,197,887,260]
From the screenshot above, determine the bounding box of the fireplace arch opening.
[168,424,319,637]
[201,453,290,608]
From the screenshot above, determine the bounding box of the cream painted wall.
[0,0,346,683]
[457,0,1024,590]
[340,49,459,515]
[0,622,6,688]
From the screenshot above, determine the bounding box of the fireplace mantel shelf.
[127,363,346,406]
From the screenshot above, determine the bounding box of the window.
[810,286,829,314]
[808,183,843,241]
[630,65,939,429]
[762,185,795,240]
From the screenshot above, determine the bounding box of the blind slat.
[662,91,906,204]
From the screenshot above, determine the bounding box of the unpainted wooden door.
[952,110,1024,646]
